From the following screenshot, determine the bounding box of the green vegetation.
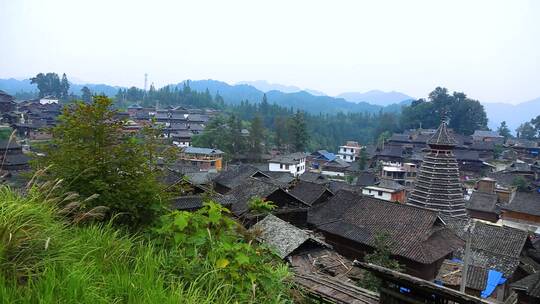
[30,72,70,99]
[115,81,225,109]
[0,184,292,303]
[33,96,172,227]
[401,87,488,135]
[516,114,540,139]
[512,176,529,192]
[497,121,512,140]
[0,127,13,141]
[248,197,277,214]
[155,202,291,302]
[358,232,402,291]
[6,96,294,303]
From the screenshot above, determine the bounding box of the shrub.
[155,201,292,303]
[247,196,277,214]
[33,96,168,227]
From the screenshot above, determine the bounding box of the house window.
[297,166,300,172]
[368,189,372,194]
[378,191,383,196]
[280,164,283,169]
[210,161,215,166]
[285,165,289,170]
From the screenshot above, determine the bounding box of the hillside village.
[2,88,540,304]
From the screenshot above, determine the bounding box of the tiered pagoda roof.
[408,121,467,218]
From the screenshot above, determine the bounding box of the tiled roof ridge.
[427,120,458,147]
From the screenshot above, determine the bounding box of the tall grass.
[0,186,292,303]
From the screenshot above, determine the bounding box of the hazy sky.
[1,0,539,103]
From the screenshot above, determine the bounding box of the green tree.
[289,111,309,151]
[248,115,264,154]
[512,176,529,192]
[30,72,62,98]
[81,86,92,103]
[528,115,540,137]
[35,96,166,227]
[60,73,70,100]
[359,232,402,291]
[377,131,392,148]
[401,87,488,135]
[516,122,536,140]
[497,121,511,140]
[358,148,368,170]
[274,116,289,150]
[248,196,276,214]
[228,114,246,154]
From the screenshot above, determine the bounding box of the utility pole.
[460,220,476,293]
[143,73,148,105]
[144,73,148,93]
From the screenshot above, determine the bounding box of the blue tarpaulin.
[480,270,506,298]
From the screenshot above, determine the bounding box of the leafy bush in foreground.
[0,186,292,303]
[155,201,292,303]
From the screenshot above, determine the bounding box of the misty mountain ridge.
[337,90,415,106]
[483,97,540,132]
[237,80,327,96]
[181,79,401,115]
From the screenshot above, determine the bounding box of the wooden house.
[308,190,463,280]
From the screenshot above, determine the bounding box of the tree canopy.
[34,96,168,227]
[401,87,488,135]
[30,72,70,99]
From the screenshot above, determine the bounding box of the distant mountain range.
[184,79,406,114]
[1,77,538,129]
[237,80,327,96]
[337,90,414,106]
[483,97,540,132]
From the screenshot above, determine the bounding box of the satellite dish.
[184,114,189,119]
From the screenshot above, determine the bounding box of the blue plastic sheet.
[480,270,505,298]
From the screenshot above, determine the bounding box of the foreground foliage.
[0,186,292,303]
[34,96,168,227]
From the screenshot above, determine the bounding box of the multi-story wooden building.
[408,120,467,218]
[178,147,224,172]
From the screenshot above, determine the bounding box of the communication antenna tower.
[144,73,148,92]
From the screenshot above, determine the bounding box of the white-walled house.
[361,179,407,203]
[337,141,363,162]
[268,152,308,177]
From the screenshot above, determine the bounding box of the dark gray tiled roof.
[299,172,329,184]
[502,192,540,217]
[454,150,481,161]
[183,146,223,155]
[262,171,295,187]
[268,152,308,165]
[512,272,540,298]
[219,177,281,215]
[473,130,502,138]
[355,172,378,187]
[466,191,499,214]
[171,195,206,210]
[308,190,463,264]
[250,214,328,259]
[213,164,265,190]
[288,181,332,206]
[376,179,405,191]
[447,220,528,277]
